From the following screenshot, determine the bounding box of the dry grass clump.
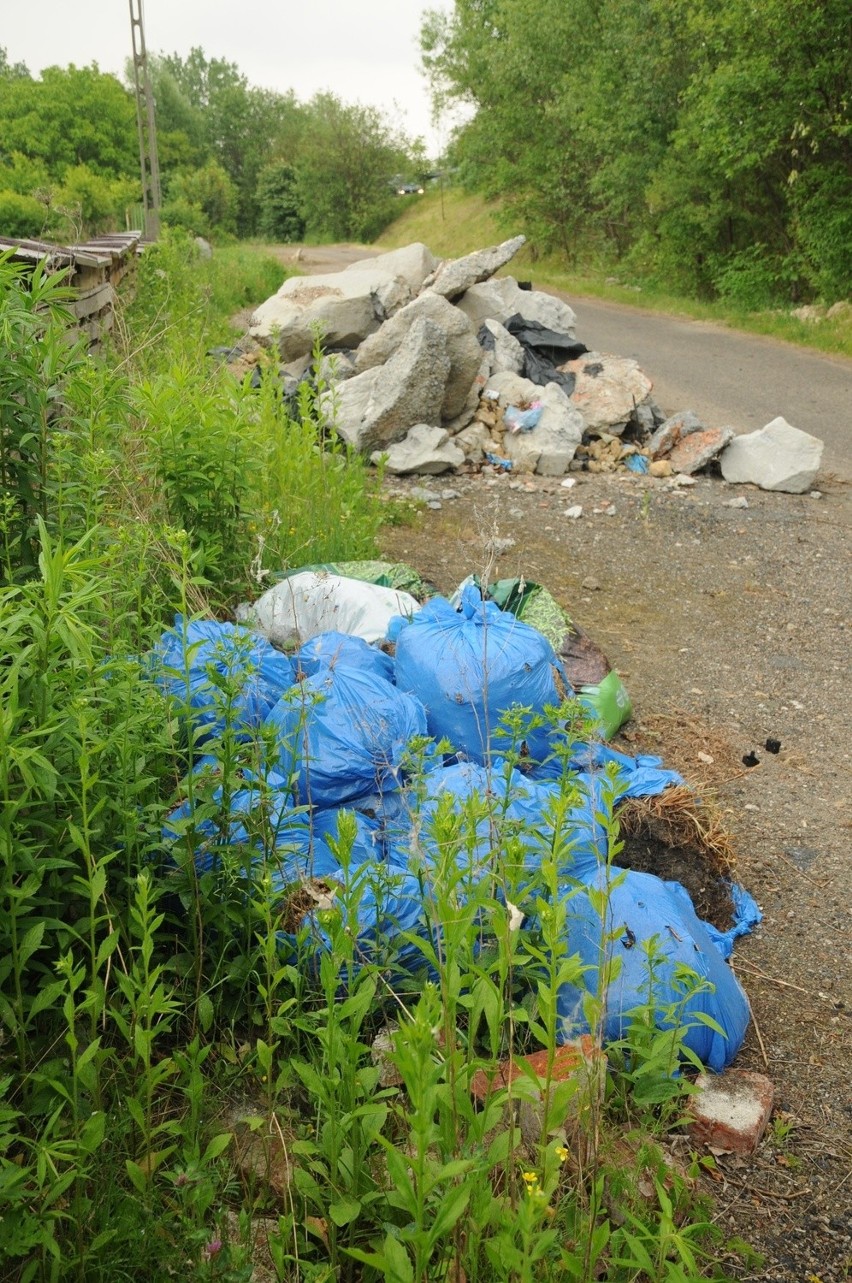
[618,784,737,879]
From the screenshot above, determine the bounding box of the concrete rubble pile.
[245,237,824,494]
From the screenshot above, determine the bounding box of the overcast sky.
[3,0,459,154]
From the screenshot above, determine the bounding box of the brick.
[688,1070,774,1155]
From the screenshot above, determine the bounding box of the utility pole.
[128,0,162,239]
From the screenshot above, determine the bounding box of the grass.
[376,189,852,359]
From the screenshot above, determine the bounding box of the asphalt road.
[566,294,852,480]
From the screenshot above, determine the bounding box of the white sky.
[3,0,458,156]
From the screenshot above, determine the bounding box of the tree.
[0,63,138,180]
[294,93,411,241]
[256,162,305,241]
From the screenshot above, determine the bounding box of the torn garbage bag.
[504,314,588,394]
[264,664,428,808]
[152,616,295,746]
[241,571,420,648]
[394,584,566,764]
[554,866,751,1071]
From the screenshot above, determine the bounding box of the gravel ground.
[379,464,852,1281]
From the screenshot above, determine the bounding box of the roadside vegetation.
[422,0,851,313]
[0,235,756,1280]
[379,190,852,360]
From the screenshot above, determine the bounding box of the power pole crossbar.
[129,0,162,240]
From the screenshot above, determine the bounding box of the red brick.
[470,1036,601,1102]
[688,1070,775,1156]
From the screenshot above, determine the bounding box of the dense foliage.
[422,0,852,302]
[0,46,421,243]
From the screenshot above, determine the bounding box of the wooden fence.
[0,231,142,350]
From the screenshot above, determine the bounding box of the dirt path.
[379,467,852,1281]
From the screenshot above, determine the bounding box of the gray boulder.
[426,235,526,301]
[561,351,652,434]
[488,371,584,476]
[250,268,411,360]
[355,292,482,420]
[720,417,824,493]
[481,319,525,376]
[457,276,577,335]
[345,243,438,294]
[325,316,451,454]
[371,424,464,475]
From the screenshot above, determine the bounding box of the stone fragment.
[562,352,653,434]
[355,292,481,420]
[226,1108,294,1197]
[371,424,464,475]
[458,276,577,335]
[371,1026,404,1087]
[488,371,584,475]
[344,242,438,294]
[688,1070,774,1156]
[720,416,824,493]
[723,496,749,509]
[565,505,583,519]
[426,235,526,301]
[250,268,410,359]
[481,318,526,376]
[327,317,451,453]
[667,426,735,474]
[454,421,494,465]
[648,410,706,459]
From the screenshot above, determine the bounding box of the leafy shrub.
[0,189,46,239]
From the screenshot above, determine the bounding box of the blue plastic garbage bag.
[697,882,762,961]
[311,807,386,868]
[296,631,395,685]
[162,766,340,885]
[533,741,682,801]
[280,860,435,978]
[554,866,751,1071]
[382,760,610,883]
[394,584,565,764]
[152,616,294,746]
[265,665,428,808]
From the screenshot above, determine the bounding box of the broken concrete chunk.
[250,267,411,360]
[426,235,526,301]
[344,242,437,294]
[355,291,482,421]
[667,426,735,475]
[481,318,526,377]
[487,371,584,476]
[454,421,494,465]
[648,410,706,459]
[561,352,653,434]
[720,416,824,493]
[458,276,577,335]
[325,316,451,453]
[371,424,464,475]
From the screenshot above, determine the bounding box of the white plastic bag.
[242,572,420,647]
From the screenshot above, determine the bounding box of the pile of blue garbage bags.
[153,576,760,1072]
